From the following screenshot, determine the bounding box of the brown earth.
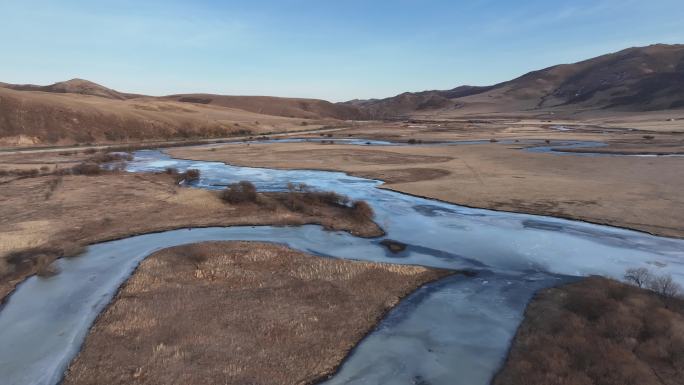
[168,127,684,238]
[0,171,382,303]
[493,276,684,385]
[0,86,329,146]
[62,241,452,385]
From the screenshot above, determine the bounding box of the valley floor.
[168,118,684,238]
[0,164,381,302]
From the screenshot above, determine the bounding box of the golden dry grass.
[62,241,452,385]
[168,124,684,238]
[493,277,684,385]
[0,171,382,302]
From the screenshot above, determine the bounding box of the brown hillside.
[0,87,311,145]
[349,44,684,117]
[0,78,131,100]
[166,93,367,120]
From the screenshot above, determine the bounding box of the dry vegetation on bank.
[168,132,684,238]
[63,241,452,385]
[493,276,684,385]
[0,165,381,302]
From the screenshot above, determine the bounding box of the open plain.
[169,118,684,238]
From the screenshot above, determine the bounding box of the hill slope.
[0,87,312,146]
[0,79,133,100]
[346,44,684,117]
[165,94,367,120]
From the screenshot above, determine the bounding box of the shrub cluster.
[167,168,201,184]
[221,181,258,204]
[624,267,682,298]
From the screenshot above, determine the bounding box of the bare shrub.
[624,267,653,288]
[624,268,682,298]
[171,168,201,184]
[564,288,616,321]
[71,163,102,175]
[648,274,682,298]
[407,138,423,144]
[351,200,374,221]
[221,181,258,204]
[643,135,655,140]
[494,277,684,385]
[184,169,201,182]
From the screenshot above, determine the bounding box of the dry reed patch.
[493,276,684,385]
[63,241,452,385]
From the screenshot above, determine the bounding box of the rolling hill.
[0,81,363,146]
[164,94,366,120]
[2,44,683,145]
[345,44,684,118]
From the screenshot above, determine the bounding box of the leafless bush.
[184,169,200,182]
[624,267,653,288]
[564,288,617,321]
[169,168,201,184]
[71,162,102,175]
[351,200,374,221]
[649,274,682,298]
[407,138,423,144]
[221,181,258,204]
[643,135,655,140]
[624,268,682,298]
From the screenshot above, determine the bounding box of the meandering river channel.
[0,148,682,385]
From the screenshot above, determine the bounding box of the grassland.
[62,241,452,385]
[168,119,684,238]
[0,165,382,302]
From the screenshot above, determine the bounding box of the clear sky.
[1,0,683,101]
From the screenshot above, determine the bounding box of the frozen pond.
[0,149,682,385]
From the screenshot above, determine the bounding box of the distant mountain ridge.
[1,43,683,146]
[344,44,684,118]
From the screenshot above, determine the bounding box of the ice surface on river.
[0,149,682,385]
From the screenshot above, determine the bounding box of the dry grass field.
[168,123,684,238]
[62,241,452,385]
[0,85,336,146]
[493,276,684,385]
[0,169,382,302]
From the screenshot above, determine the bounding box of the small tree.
[624,267,652,288]
[648,274,682,298]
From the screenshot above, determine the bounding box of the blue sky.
[1,0,683,101]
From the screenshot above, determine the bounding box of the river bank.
[0,171,382,302]
[168,139,684,238]
[63,241,452,385]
